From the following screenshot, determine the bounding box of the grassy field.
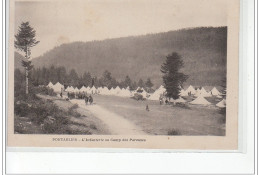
[88,95,226,136]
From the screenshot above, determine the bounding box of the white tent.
[52,82,64,93]
[211,87,221,96]
[86,86,91,94]
[149,85,166,101]
[80,86,88,92]
[174,97,186,103]
[47,82,54,88]
[90,86,97,94]
[74,87,80,93]
[101,87,110,95]
[97,87,103,94]
[186,85,196,95]
[216,99,226,108]
[114,86,121,95]
[109,87,117,95]
[195,87,211,97]
[180,89,188,96]
[190,95,211,105]
[140,89,148,98]
[66,86,75,92]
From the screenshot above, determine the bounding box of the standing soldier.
[85,95,89,105]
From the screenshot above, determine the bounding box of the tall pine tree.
[15,22,39,94]
[161,52,188,100]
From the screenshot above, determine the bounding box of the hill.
[29,27,227,88]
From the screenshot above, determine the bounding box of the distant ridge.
[14,27,227,88]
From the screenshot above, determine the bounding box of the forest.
[15,66,155,92]
[15,26,227,88]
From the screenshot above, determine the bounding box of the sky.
[15,0,227,58]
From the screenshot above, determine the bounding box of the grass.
[88,95,226,136]
[14,86,94,134]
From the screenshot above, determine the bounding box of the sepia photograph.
[8,0,239,149]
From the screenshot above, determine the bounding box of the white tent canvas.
[97,87,103,94]
[180,89,188,96]
[186,85,196,95]
[53,82,64,93]
[195,87,211,97]
[66,86,75,92]
[149,85,166,101]
[140,89,148,98]
[101,87,110,95]
[74,87,80,93]
[216,99,226,108]
[211,87,221,96]
[109,87,117,95]
[174,97,186,103]
[114,86,121,95]
[80,86,88,92]
[190,95,211,105]
[90,86,97,94]
[47,82,54,88]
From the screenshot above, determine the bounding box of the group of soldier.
[60,91,94,105]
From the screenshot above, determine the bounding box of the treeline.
[16,66,155,92]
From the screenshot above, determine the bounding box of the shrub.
[14,102,30,117]
[168,129,181,135]
[132,93,145,101]
[33,86,57,96]
[89,124,97,130]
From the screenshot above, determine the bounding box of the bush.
[89,124,97,130]
[168,129,181,135]
[14,102,31,117]
[33,86,57,96]
[132,93,145,101]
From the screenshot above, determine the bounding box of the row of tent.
[46,82,225,108]
[140,85,225,108]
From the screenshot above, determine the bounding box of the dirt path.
[70,99,147,135]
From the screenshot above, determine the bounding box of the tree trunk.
[25,67,29,94]
[25,47,29,95]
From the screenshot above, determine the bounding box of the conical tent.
[211,87,221,96]
[186,85,196,95]
[141,89,148,98]
[110,87,117,94]
[90,86,96,94]
[53,82,64,93]
[216,99,226,108]
[80,86,87,92]
[149,85,166,100]
[180,89,188,96]
[174,97,186,103]
[74,87,79,93]
[190,95,211,105]
[114,86,121,95]
[47,82,54,88]
[195,87,211,97]
[97,87,103,94]
[66,86,74,92]
[102,87,110,95]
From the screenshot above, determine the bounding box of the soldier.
[85,96,89,105]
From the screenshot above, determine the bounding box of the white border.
[4,0,256,174]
